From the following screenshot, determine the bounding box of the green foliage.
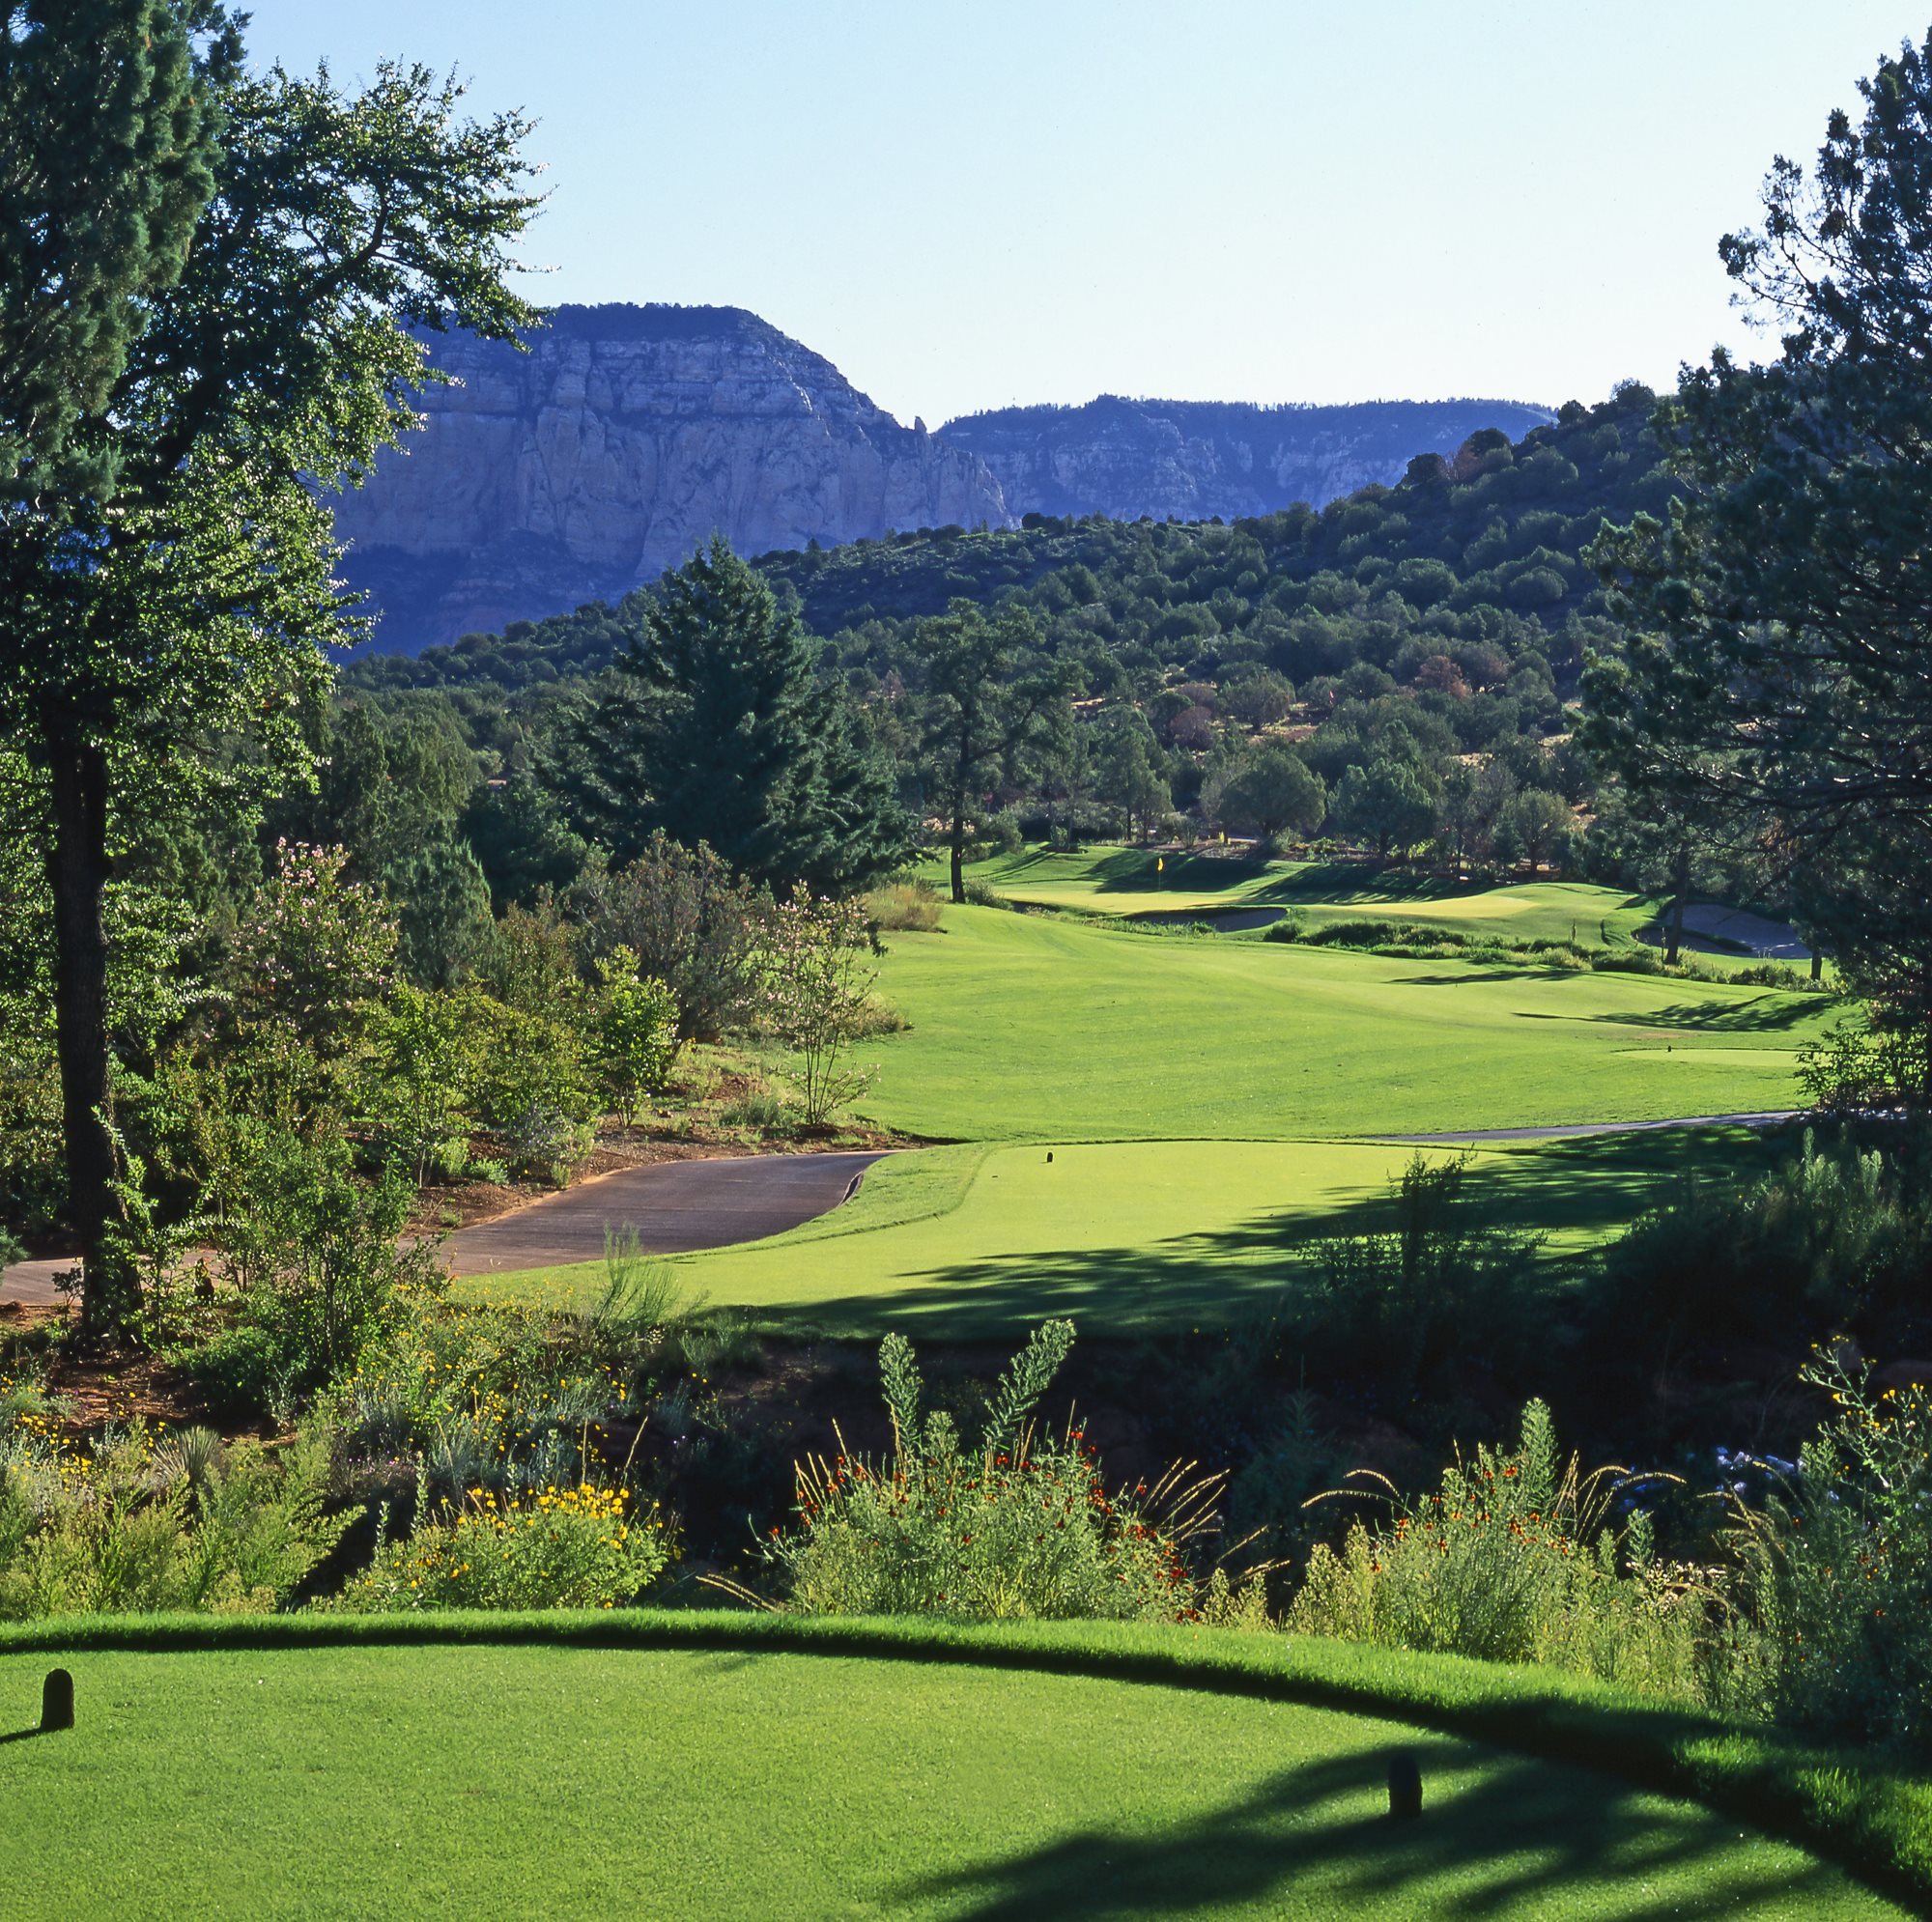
[590,948,679,1125]
[758,888,880,1127]
[547,538,912,892]
[763,1321,1217,1623]
[1590,1128,1932,1354]
[1219,744,1325,839]
[370,982,478,1188]
[391,834,493,988]
[229,841,398,1061]
[911,599,1073,901]
[331,1482,668,1612]
[0,28,541,1325]
[0,0,228,504]
[1722,1357,1932,1751]
[0,1420,347,1619]
[1330,756,1439,860]
[1302,1154,1547,1400]
[1585,35,1932,1099]
[575,831,768,1041]
[471,899,596,1175]
[1288,1400,1713,1698]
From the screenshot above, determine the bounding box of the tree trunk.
[1664,841,1690,967]
[949,800,966,905]
[948,721,973,906]
[43,722,132,1335]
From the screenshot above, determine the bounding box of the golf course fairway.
[465,895,1829,1330]
[857,902,1827,1143]
[469,1132,1748,1334]
[0,1642,1900,1920]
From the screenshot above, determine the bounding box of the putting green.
[465,1131,1767,1334]
[0,1643,1898,1919]
[858,903,1827,1145]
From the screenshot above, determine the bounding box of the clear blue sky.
[244,1,1918,423]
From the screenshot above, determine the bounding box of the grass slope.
[471,1130,1770,1334]
[859,903,1826,1145]
[0,1625,1905,1920]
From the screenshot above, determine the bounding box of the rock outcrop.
[935,394,1554,525]
[332,304,1552,653]
[332,304,1012,650]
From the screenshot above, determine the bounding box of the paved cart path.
[438,1149,890,1277]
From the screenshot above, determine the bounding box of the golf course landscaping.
[1,1616,1918,1919]
[464,865,1832,1332]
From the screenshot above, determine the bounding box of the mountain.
[330,302,1552,653]
[936,395,1555,523]
[331,304,1009,652]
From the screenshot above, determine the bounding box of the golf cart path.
[439,1148,889,1277]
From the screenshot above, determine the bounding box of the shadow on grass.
[0,1725,50,1747]
[889,1746,1858,1920]
[1603,998,1822,1034]
[771,1133,1776,1337]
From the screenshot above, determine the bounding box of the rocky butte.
[331,302,1008,652]
[332,302,1550,653]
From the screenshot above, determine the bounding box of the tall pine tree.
[548,538,911,892]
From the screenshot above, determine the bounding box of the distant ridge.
[329,302,1550,653]
[936,393,1555,524]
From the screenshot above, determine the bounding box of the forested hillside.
[340,382,1678,894]
[357,380,1668,710]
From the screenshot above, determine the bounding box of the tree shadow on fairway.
[887,1746,1864,1920]
[1081,849,1273,897]
[1596,998,1821,1034]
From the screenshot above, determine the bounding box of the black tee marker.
[42,1669,73,1732]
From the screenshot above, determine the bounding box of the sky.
[242,1,1919,424]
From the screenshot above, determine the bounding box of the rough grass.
[463,1130,1777,1335]
[0,1614,1915,1918]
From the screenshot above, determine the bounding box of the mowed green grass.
[473,1131,1757,1334]
[858,902,1828,1144]
[0,1643,1897,1920]
[467,903,1821,1328]
[944,844,1668,946]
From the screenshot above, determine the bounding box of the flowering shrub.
[1286,1399,1716,1698]
[0,1414,349,1619]
[758,1322,1218,1623]
[1720,1356,1932,1748]
[231,842,397,1050]
[771,1438,1208,1623]
[335,1292,638,1500]
[333,1483,668,1611]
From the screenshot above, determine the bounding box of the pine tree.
[549,538,912,892]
